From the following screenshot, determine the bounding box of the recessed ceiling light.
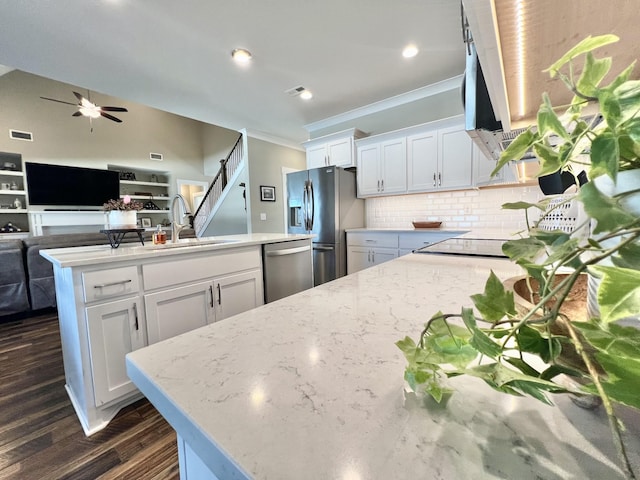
[402,44,419,58]
[299,90,313,100]
[231,48,252,63]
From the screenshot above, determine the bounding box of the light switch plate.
[260,213,267,221]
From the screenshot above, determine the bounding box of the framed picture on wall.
[260,185,276,202]
[140,217,152,228]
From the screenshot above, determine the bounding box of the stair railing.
[192,133,243,234]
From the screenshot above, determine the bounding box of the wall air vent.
[149,152,163,161]
[284,86,306,97]
[9,129,33,141]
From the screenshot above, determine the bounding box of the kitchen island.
[41,233,313,435]
[126,252,640,479]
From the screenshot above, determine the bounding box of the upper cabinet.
[303,128,366,169]
[356,137,407,196]
[356,117,474,198]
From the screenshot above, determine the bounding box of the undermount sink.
[138,237,240,251]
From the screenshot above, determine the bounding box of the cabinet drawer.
[83,266,140,303]
[398,232,456,250]
[143,246,261,291]
[347,232,398,248]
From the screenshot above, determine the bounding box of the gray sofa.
[1,229,195,317]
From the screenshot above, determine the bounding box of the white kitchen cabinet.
[347,232,399,273]
[214,269,263,321]
[408,124,473,193]
[356,138,407,197]
[407,130,438,192]
[303,128,366,169]
[145,281,214,344]
[86,296,146,406]
[437,125,474,190]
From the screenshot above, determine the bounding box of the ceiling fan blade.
[72,111,83,117]
[73,91,85,102]
[100,112,123,123]
[40,96,77,106]
[100,106,128,112]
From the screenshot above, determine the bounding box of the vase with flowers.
[103,195,143,229]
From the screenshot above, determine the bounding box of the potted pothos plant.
[396,35,640,479]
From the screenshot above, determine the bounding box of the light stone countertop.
[40,233,314,268]
[126,253,640,480]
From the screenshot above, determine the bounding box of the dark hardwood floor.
[0,310,179,480]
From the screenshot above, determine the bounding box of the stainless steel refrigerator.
[287,166,364,286]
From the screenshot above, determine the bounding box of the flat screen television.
[25,162,120,207]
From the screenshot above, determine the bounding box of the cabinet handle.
[377,180,380,192]
[433,173,436,187]
[325,155,329,166]
[93,279,132,288]
[133,302,139,331]
[209,285,214,307]
[368,250,371,262]
[372,251,375,262]
[217,283,222,305]
[438,173,442,186]
[381,179,384,191]
[365,239,377,243]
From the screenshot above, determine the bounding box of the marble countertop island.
[126,253,640,479]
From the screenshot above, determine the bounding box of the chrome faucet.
[170,194,192,243]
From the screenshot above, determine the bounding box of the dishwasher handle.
[265,245,311,256]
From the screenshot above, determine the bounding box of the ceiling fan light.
[299,90,313,100]
[79,106,100,118]
[231,48,252,63]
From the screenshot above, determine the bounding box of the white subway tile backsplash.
[365,185,542,231]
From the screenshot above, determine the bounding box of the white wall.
[365,185,542,233]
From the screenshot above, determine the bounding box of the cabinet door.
[347,246,373,274]
[327,137,353,167]
[86,296,145,406]
[214,269,263,322]
[379,138,407,194]
[356,144,381,197]
[145,281,214,344]
[370,247,399,267]
[438,126,474,190]
[306,143,327,169]
[407,130,438,192]
[473,143,504,186]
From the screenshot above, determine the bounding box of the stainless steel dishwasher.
[263,239,314,303]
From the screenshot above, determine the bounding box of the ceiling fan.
[40,90,128,130]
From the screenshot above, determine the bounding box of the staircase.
[192,133,244,236]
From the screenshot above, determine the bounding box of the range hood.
[464,42,539,182]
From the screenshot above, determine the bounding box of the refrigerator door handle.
[308,180,315,231]
[302,182,309,230]
[313,245,334,251]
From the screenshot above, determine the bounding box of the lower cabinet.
[347,246,398,273]
[145,281,214,344]
[214,270,263,321]
[86,296,146,406]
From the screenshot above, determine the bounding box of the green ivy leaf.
[545,34,619,77]
[533,143,563,175]
[504,357,541,378]
[470,273,517,323]
[614,79,640,124]
[612,243,640,269]
[501,201,546,211]
[461,308,503,358]
[590,131,620,179]
[496,129,537,171]
[576,52,612,97]
[502,237,547,263]
[590,266,640,324]
[538,93,570,140]
[579,182,636,233]
[515,325,562,363]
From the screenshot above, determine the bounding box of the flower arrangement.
[103,195,143,211]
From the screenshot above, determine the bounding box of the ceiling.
[0,1,467,146]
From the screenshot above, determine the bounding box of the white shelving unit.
[109,165,172,227]
[0,152,29,235]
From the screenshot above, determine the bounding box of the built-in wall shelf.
[0,151,28,233]
[120,180,171,188]
[0,209,28,214]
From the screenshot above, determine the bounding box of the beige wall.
[0,70,238,197]
[246,137,305,233]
